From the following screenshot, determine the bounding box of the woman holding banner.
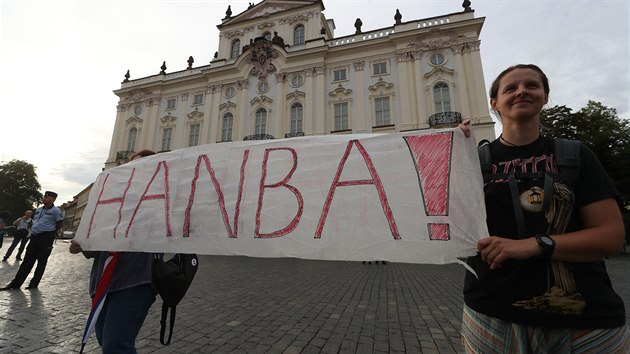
[70,149,157,354]
[459,64,629,353]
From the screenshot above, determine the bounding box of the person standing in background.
[0,191,63,290]
[3,210,33,261]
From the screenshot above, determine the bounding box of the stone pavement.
[0,237,628,354]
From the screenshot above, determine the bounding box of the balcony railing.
[243,134,275,141]
[284,132,305,138]
[116,150,135,161]
[429,111,462,128]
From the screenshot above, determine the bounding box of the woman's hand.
[478,236,541,269]
[458,119,472,137]
[69,240,83,254]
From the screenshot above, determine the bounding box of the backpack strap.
[478,141,492,177]
[160,303,176,345]
[553,138,581,190]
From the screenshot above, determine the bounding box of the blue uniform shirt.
[31,206,63,234]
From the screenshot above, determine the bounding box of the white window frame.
[192,93,204,106]
[293,24,305,45]
[166,98,176,110]
[222,112,234,142]
[372,62,387,75]
[333,69,347,82]
[161,127,172,151]
[255,108,267,135]
[230,39,240,59]
[433,82,451,113]
[188,123,200,147]
[333,102,349,131]
[127,127,137,152]
[374,97,391,126]
[290,102,303,134]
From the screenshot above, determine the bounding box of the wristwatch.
[536,234,555,259]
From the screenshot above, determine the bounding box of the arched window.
[433,82,451,113]
[127,127,137,152]
[222,112,234,142]
[255,108,267,135]
[293,24,305,45]
[230,39,241,59]
[290,103,303,134]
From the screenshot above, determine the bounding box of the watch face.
[541,236,553,246]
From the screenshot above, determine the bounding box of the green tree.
[540,101,630,198]
[0,160,42,223]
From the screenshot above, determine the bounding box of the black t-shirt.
[464,136,625,328]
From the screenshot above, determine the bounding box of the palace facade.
[104,0,494,169]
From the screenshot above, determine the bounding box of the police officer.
[1,191,63,290]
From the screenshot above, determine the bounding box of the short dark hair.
[130,149,156,161]
[489,64,550,100]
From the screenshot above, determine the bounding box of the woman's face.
[491,68,548,123]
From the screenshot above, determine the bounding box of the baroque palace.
[105,0,494,169]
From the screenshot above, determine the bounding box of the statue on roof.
[462,0,472,12]
[224,5,232,19]
[394,9,402,25]
[354,18,363,34]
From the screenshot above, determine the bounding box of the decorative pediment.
[126,116,143,125]
[223,1,319,26]
[250,95,273,106]
[368,77,395,92]
[328,85,353,98]
[286,90,305,101]
[160,114,177,124]
[219,101,237,110]
[187,110,204,120]
[424,66,455,80]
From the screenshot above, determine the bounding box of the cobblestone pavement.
[0,237,628,354]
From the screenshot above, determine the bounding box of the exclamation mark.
[403,132,453,241]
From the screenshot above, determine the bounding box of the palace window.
[374,97,391,126]
[433,82,451,113]
[188,123,200,147]
[333,102,349,131]
[293,24,305,45]
[255,108,267,135]
[290,103,303,134]
[333,69,347,81]
[166,98,176,110]
[230,39,240,59]
[161,127,172,151]
[222,112,233,142]
[127,127,137,152]
[193,93,204,105]
[372,62,387,75]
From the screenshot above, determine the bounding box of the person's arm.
[69,240,96,259]
[12,217,21,226]
[478,198,624,269]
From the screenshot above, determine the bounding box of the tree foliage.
[0,160,42,223]
[540,100,630,198]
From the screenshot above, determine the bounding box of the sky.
[0,0,628,206]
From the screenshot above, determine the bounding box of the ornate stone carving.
[353,61,365,71]
[424,66,455,80]
[160,114,177,124]
[279,12,313,24]
[286,90,305,101]
[219,101,237,110]
[250,95,274,106]
[257,21,276,30]
[248,39,278,79]
[126,116,143,125]
[181,93,189,101]
[368,77,395,92]
[328,86,353,98]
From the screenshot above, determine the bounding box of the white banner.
[75,128,487,264]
